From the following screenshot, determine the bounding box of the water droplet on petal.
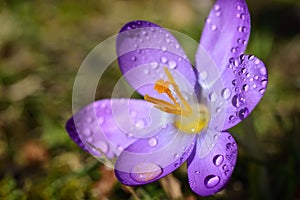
[131,56,137,61]
[232,79,237,86]
[214,4,220,11]
[229,115,236,122]
[83,128,92,136]
[160,56,167,64]
[94,141,109,154]
[239,13,245,20]
[238,107,249,120]
[213,154,224,166]
[259,88,266,94]
[210,24,217,31]
[242,84,249,91]
[150,62,159,69]
[174,153,180,159]
[135,119,146,128]
[161,46,167,51]
[204,175,220,188]
[221,88,231,99]
[165,38,171,43]
[142,30,147,36]
[261,79,268,87]
[200,70,208,80]
[130,162,163,183]
[148,137,158,147]
[232,95,239,107]
[209,92,217,102]
[216,11,221,16]
[260,67,267,75]
[195,171,200,175]
[168,60,177,69]
[175,44,180,49]
[215,107,221,113]
[144,69,150,75]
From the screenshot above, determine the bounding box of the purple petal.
[206,55,268,131]
[187,131,237,196]
[114,125,196,186]
[66,99,166,160]
[117,20,197,99]
[197,0,250,74]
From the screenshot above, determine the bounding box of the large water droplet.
[213,154,224,166]
[168,60,177,69]
[204,175,220,188]
[148,137,158,147]
[221,88,231,99]
[130,162,163,183]
[209,92,217,102]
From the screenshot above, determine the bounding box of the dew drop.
[195,171,200,175]
[260,67,267,75]
[148,137,158,147]
[216,11,221,16]
[231,47,237,53]
[242,84,249,91]
[214,4,220,11]
[130,111,137,118]
[94,140,109,154]
[209,92,217,102]
[231,95,239,108]
[144,69,150,75]
[131,56,136,61]
[213,154,224,166]
[216,107,221,113]
[200,70,208,80]
[150,62,159,69]
[83,128,92,136]
[232,79,237,86]
[175,44,180,49]
[204,175,220,188]
[174,153,180,159]
[142,30,147,36]
[135,119,146,128]
[261,79,268,87]
[165,38,171,43]
[130,162,163,183]
[160,56,167,64]
[239,13,245,20]
[229,115,236,122]
[210,24,217,31]
[168,60,177,69]
[161,46,167,51]
[238,107,249,120]
[221,88,231,99]
[259,88,266,94]
[86,117,93,123]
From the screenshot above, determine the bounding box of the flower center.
[144,67,210,134]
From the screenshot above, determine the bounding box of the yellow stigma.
[144,67,210,134]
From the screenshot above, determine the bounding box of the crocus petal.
[66,99,166,160]
[117,20,197,99]
[114,125,196,186]
[196,0,250,85]
[187,131,237,196]
[206,55,268,131]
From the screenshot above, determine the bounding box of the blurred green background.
[0,0,299,199]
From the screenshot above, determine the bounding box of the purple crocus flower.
[66,0,268,196]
